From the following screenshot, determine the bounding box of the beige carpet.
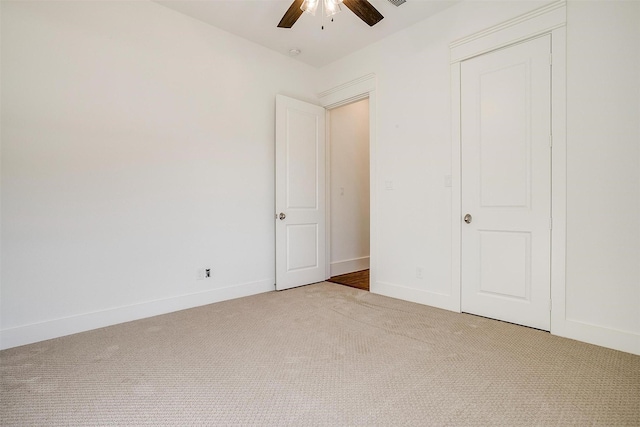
[1,282,639,426]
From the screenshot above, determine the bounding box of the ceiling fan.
[278,0,402,29]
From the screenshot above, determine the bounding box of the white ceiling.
[155,0,461,67]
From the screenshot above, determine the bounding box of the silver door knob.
[279,212,286,220]
[464,214,472,224]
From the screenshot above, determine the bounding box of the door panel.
[275,95,326,290]
[286,224,319,271]
[286,110,320,209]
[479,63,530,208]
[461,36,551,331]
[479,231,530,299]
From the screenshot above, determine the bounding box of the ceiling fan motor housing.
[387,0,406,6]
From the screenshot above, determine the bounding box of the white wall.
[329,99,370,276]
[318,0,640,355]
[564,0,640,343]
[0,0,318,349]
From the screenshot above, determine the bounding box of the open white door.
[461,35,552,331]
[275,95,327,291]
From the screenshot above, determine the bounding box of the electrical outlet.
[205,269,211,278]
[416,267,424,279]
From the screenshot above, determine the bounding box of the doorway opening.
[326,98,370,291]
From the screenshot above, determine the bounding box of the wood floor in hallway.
[327,269,369,291]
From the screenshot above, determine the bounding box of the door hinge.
[549,53,553,66]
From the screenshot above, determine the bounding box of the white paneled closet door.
[461,35,552,331]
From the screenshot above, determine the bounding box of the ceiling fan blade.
[342,0,384,27]
[278,0,305,28]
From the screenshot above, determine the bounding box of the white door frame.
[319,74,377,289]
[450,1,567,333]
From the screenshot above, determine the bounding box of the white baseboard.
[330,256,370,276]
[371,280,460,313]
[373,281,640,356]
[0,279,274,350]
[553,318,640,356]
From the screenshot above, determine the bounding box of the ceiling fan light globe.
[300,0,319,16]
[324,1,341,17]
